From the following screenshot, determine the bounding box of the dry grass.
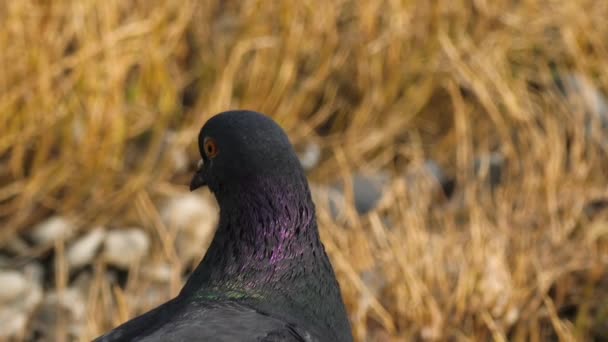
[1,0,608,341]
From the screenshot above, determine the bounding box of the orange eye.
[204,137,219,158]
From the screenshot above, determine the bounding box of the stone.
[161,193,218,263]
[142,263,173,283]
[165,131,189,173]
[103,228,150,269]
[297,142,321,171]
[0,268,43,339]
[30,287,86,340]
[312,160,450,219]
[67,226,106,268]
[0,270,28,303]
[30,216,75,244]
[474,152,505,188]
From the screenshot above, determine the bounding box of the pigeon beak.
[189,159,207,191]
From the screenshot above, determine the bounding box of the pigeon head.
[190,110,305,197]
[187,110,318,274]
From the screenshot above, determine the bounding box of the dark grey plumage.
[95,111,353,342]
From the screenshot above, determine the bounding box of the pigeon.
[95,110,353,342]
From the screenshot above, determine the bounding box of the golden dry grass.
[1,0,608,341]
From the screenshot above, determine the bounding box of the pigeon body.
[96,111,353,342]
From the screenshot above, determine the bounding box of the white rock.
[165,131,189,172]
[161,193,218,262]
[136,284,172,312]
[103,228,150,269]
[0,271,28,303]
[297,142,321,170]
[161,193,217,232]
[0,268,43,339]
[170,147,189,173]
[0,313,27,339]
[30,216,75,244]
[142,263,173,283]
[67,227,106,268]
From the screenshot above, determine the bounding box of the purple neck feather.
[183,174,325,293]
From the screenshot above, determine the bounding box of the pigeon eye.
[204,138,219,158]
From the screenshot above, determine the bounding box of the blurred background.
[1,1,607,341]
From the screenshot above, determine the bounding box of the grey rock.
[71,270,93,295]
[474,152,505,188]
[310,184,350,219]
[312,172,391,218]
[30,287,86,340]
[559,73,608,150]
[359,267,386,311]
[313,160,450,219]
[561,73,608,124]
[23,262,44,286]
[405,160,451,194]
[584,199,608,218]
[420,160,448,186]
[350,172,391,214]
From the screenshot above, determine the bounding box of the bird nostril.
[197,159,204,170]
